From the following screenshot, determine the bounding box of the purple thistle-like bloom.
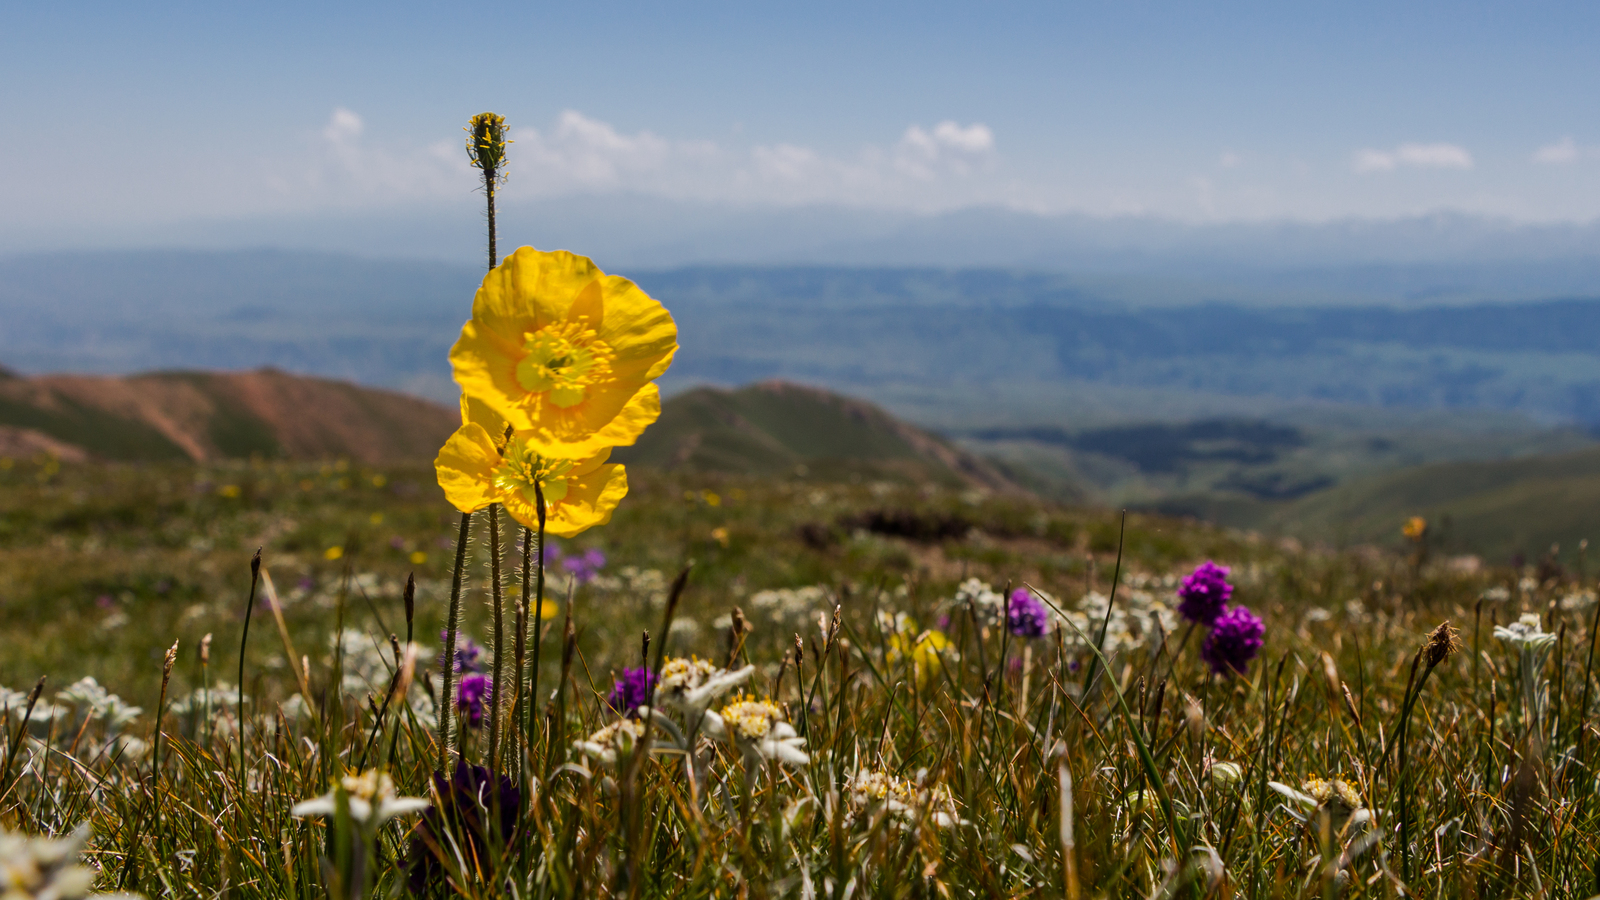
[607,667,658,716]
[1007,588,1050,638]
[1177,561,1233,626]
[1201,605,1265,676]
[456,673,491,728]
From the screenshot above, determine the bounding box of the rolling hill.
[610,380,1024,492]
[0,367,457,464]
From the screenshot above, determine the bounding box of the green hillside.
[612,380,1022,490]
[1140,443,1600,564]
[1258,445,1600,562]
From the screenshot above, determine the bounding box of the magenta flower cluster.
[441,631,491,727]
[1177,561,1233,626]
[1007,588,1051,639]
[1178,562,1263,676]
[1201,605,1264,676]
[456,673,491,728]
[550,545,607,584]
[606,666,658,716]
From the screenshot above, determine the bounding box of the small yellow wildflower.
[324,546,344,561]
[370,474,387,488]
[1402,516,1427,540]
[409,551,428,566]
[710,526,730,547]
[218,484,242,498]
[369,512,384,525]
[702,490,720,507]
[449,247,677,457]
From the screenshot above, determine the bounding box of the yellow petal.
[434,423,500,513]
[502,462,629,538]
[518,384,662,459]
[460,393,511,439]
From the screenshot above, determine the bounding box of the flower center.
[492,438,575,506]
[514,321,614,409]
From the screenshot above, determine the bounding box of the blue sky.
[5,1,1600,256]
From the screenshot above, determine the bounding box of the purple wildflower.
[606,667,658,716]
[1201,605,1264,676]
[1177,561,1233,626]
[438,631,484,673]
[1007,588,1050,638]
[408,762,521,894]
[559,547,607,584]
[456,673,491,728]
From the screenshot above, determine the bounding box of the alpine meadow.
[2,103,1600,900]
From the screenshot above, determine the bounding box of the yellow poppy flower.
[450,247,676,456]
[434,422,628,538]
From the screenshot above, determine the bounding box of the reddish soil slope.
[0,368,457,463]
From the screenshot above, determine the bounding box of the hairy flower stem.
[439,511,473,769]
[513,525,531,778]
[484,164,497,270]
[526,485,547,759]
[236,549,261,789]
[487,503,505,771]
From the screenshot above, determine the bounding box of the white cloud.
[894,121,996,178]
[1353,142,1474,174]
[510,111,721,190]
[284,108,467,204]
[258,109,1007,214]
[1533,137,1581,164]
[499,112,1000,208]
[323,108,364,143]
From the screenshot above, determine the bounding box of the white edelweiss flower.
[750,585,829,627]
[713,696,808,767]
[573,719,646,767]
[0,824,139,899]
[654,657,755,716]
[953,578,1005,627]
[1267,781,1320,813]
[1561,588,1598,611]
[846,767,960,828]
[291,771,428,827]
[1494,613,1557,650]
[58,675,143,723]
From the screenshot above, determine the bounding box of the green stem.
[487,503,505,771]
[236,550,261,790]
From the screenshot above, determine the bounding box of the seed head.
[1424,620,1461,668]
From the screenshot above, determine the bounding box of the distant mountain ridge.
[7,249,1600,433]
[0,367,457,463]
